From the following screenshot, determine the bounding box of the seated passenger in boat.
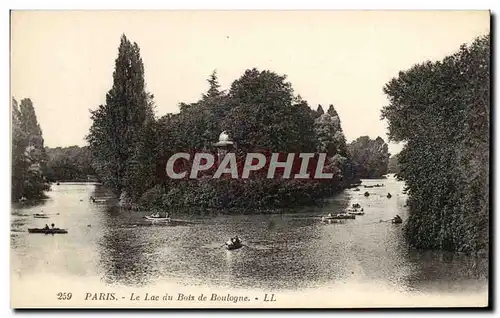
[44,224,50,230]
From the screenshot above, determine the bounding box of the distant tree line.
[382,34,489,253]
[43,146,96,182]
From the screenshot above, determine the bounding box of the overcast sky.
[11,10,490,155]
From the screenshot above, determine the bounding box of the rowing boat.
[225,240,243,250]
[28,228,68,234]
[348,211,365,216]
[144,216,171,222]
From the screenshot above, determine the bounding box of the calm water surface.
[11,176,488,297]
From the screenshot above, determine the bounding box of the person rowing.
[230,236,241,245]
[393,215,402,223]
[149,211,160,218]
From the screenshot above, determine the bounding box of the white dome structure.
[214,130,234,147]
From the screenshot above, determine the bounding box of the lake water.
[10,176,488,307]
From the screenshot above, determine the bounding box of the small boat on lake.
[33,212,49,218]
[28,228,68,234]
[323,213,355,220]
[144,216,171,222]
[225,237,243,250]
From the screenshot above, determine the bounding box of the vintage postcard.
[10,10,490,309]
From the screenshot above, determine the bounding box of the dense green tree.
[204,69,222,99]
[158,72,233,153]
[11,98,49,201]
[381,34,489,252]
[348,136,390,178]
[387,153,400,175]
[314,104,358,185]
[314,105,348,157]
[86,34,154,195]
[222,68,316,152]
[44,146,96,182]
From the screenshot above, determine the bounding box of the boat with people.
[28,223,67,234]
[144,211,171,222]
[225,236,243,250]
[392,215,403,224]
[323,213,355,220]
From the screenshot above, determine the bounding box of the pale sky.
[11,10,490,155]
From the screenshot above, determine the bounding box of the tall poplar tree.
[87,34,153,195]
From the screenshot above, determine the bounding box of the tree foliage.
[348,136,390,179]
[86,34,154,195]
[381,34,489,252]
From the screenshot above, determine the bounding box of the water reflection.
[10,178,488,297]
